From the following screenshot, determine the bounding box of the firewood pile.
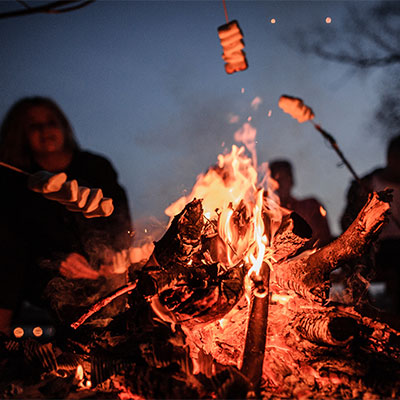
[2,140,400,399]
[1,185,400,399]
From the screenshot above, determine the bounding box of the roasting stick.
[309,120,363,186]
[278,95,400,229]
[0,160,30,176]
[278,95,363,187]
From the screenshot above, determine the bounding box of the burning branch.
[71,282,137,329]
[241,262,271,392]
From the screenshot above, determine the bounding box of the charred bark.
[153,198,204,268]
[273,190,391,301]
[241,263,271,393]
[306,190,391,284]
[270,212,312,263]
[294,310,359,346]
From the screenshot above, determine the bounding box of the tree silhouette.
[295,2,400,137]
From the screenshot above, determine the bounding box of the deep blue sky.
[0,1,386,239]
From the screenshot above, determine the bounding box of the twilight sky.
[0,0,387,241]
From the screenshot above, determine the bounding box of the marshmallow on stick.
[218,20,248,74]
[64,186,91,211]
[28,170,114,217]
[28,171,67,193]
[82,188,103,213]
[83,197,114,218]
[278,94,363,185]
[278,95,315,123]
[44,179,79,203]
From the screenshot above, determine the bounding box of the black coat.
[0,150,132,317]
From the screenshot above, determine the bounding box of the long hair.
[0,96,80,171]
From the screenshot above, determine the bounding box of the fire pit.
[1,144,400,399]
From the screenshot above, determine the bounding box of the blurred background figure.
[341,134,400,315]
[0,96,133,338]
[269,159,332,248]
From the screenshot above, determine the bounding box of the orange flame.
[165,122,283,285]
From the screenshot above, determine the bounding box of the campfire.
[2,126,400,399]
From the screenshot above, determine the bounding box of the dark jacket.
[0,150,132,318]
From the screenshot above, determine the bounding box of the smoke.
[234,122,258,168]
[250,96,263,111]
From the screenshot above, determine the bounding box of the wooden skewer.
[0,160,30,176]
[71,281,137,329]
[309,121,362,186]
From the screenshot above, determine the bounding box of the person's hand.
[60,253,100,280]
[98,249,130,277]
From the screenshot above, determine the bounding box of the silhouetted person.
[270,159,332,248]
[341,134,400,314]
[0,96,133,336]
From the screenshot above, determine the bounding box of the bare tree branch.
[0,0,95,20]
[311,47,400,69]
[296,3,400,69]
[292,2,400,137]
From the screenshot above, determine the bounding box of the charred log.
[294,310,359,346]
[306,190,391,285]
[153,198,204,267]
[241,263,271,392]
[135,261,246,328]
[270,212,312,263]
[274,190,391,302]
[3,188,400,399]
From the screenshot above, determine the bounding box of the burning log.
[125,198,247,328]
[2,174,398,399]
[153,198,204,268]
[241,262,271,393]
[273,190,391,302]
[294,310,359,346]
[306,190,391,283]
[269,211,312,262]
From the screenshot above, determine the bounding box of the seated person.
[0,96,133,336]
